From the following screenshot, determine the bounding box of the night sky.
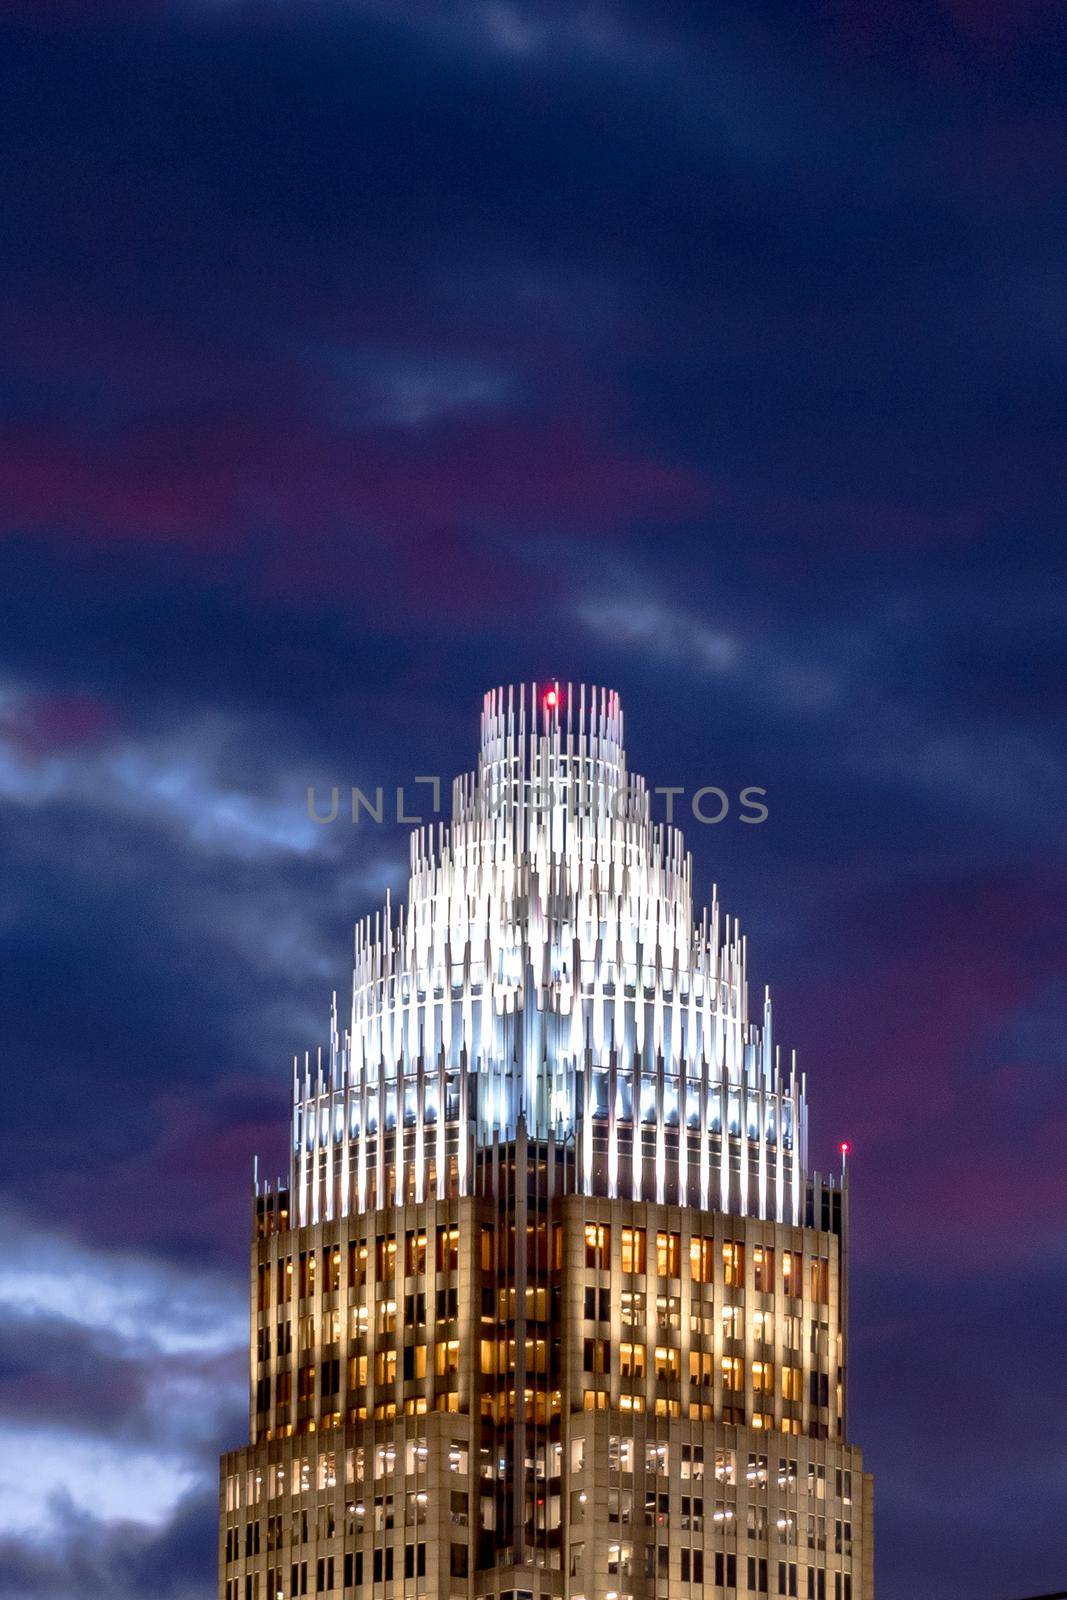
[1,2,1065,1598]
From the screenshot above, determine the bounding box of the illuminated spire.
[290,684,808,1227]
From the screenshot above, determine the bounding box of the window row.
[224,1441,469,1510]
[586,1227,829,1302]
[586,1342,825,1398]
[598,1440,852,1501]
[257,1228,462,1310]
[224,1542,449,1600]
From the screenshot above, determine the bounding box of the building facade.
[220,684,874,1600]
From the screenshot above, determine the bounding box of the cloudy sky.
[1,1,1065,1596]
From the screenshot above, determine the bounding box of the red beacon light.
[839,1141,851,1155]
[543,686,559,710]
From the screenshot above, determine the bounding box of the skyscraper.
[220,684,873,1600]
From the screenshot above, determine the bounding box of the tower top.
[285,684,818,1229]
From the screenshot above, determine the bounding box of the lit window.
[689,1237,713,1283]
[607,1543,633,1576]
[621,1228,646,1274]
[810,1258,830,1304]
[435,1340,460,1377]
[655,1232,680,1277]
[437,1226,460,1272]
[723,1242,744,1287]
[405,1232,427,1275]
[654,1347,679,1381]
[721,1356,744,1391]
[619,1342,645,1380]
[689,1351,713,1387]
[752,1360,775,1394]
[621,1290,644,1326]
[585,1223,610,1269]
[722,1304,743,1339]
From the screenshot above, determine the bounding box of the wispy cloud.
[0,1427,202,1540]
[0,686,329,862]
[577,595,739,674]
[0,1212,244,1540]
[576,592,844,714]
[0,1215,244,1361]
[304,343,513,427]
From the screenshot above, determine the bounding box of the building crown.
[285,683,810,1229]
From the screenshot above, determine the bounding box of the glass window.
[621,1227,646,1274]
[655,1232,681,1277]
[723,1241,744,1287]
[585,1223,610,1269]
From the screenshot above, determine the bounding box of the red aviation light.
[543,686,559,710]
[839,1141,852,1157]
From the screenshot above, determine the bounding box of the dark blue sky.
[1,2,1065,1597]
